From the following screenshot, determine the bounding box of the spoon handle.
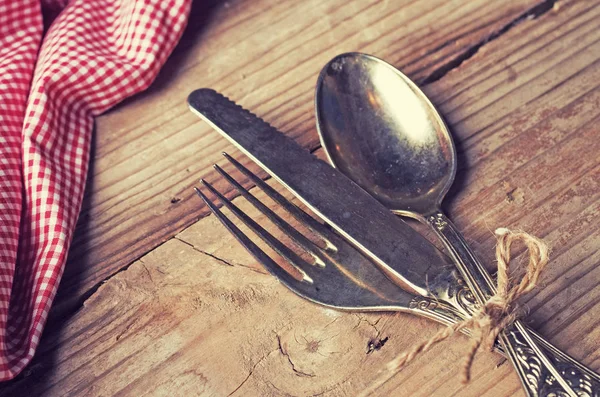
[427,211,595,397]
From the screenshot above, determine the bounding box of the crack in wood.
[172,236,268,274]
[226,348,278,397]
[421,0,560,85]
[173,236,235,267]
[352,314,383,336]
[68,234,266,324]
[352,314,393,355]
[277,334,316,378]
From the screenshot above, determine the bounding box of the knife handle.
[427,211,598,397]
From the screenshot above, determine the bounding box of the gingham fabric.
[0,0,190,380]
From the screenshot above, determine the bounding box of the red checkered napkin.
[0,0,191,380]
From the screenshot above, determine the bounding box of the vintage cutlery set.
[187,53,599,396]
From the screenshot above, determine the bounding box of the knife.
[188,88,453,297]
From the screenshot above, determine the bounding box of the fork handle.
[407,295,468,327]
[427,211,598,397]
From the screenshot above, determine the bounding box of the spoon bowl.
[315,52,456,218]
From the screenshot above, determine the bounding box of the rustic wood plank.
[6,0,598,395]
[0,181,516,396]
[54,0,545,315]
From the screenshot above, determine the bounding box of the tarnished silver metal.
[187,88,599,396]
[188,88,452,299]
[315,52,599,397]
[195,153,472,325]
[199,156,600,397]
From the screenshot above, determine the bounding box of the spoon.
[315,52,593,396]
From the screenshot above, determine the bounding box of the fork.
[195,153,600,394]
[195,153,469,329]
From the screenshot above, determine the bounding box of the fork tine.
[194,187,304,285]
[222,152,337,251]
[214,163,327,268]
[195,185,407,311]
[200,180,316,283]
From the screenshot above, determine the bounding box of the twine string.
[361,228,550,396]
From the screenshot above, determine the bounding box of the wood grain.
[5,0,599,395]
[54,0,545,315]
[0,180,520,397]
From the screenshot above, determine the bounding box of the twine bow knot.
[363,228,550,395]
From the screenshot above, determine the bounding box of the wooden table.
[2,0,599,395]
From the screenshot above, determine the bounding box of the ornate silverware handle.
[407,288,600,397]
[529,329,600,397]
[427,211,598,397]
[407,295,470,328]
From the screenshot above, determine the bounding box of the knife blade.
[188,88,451,297]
